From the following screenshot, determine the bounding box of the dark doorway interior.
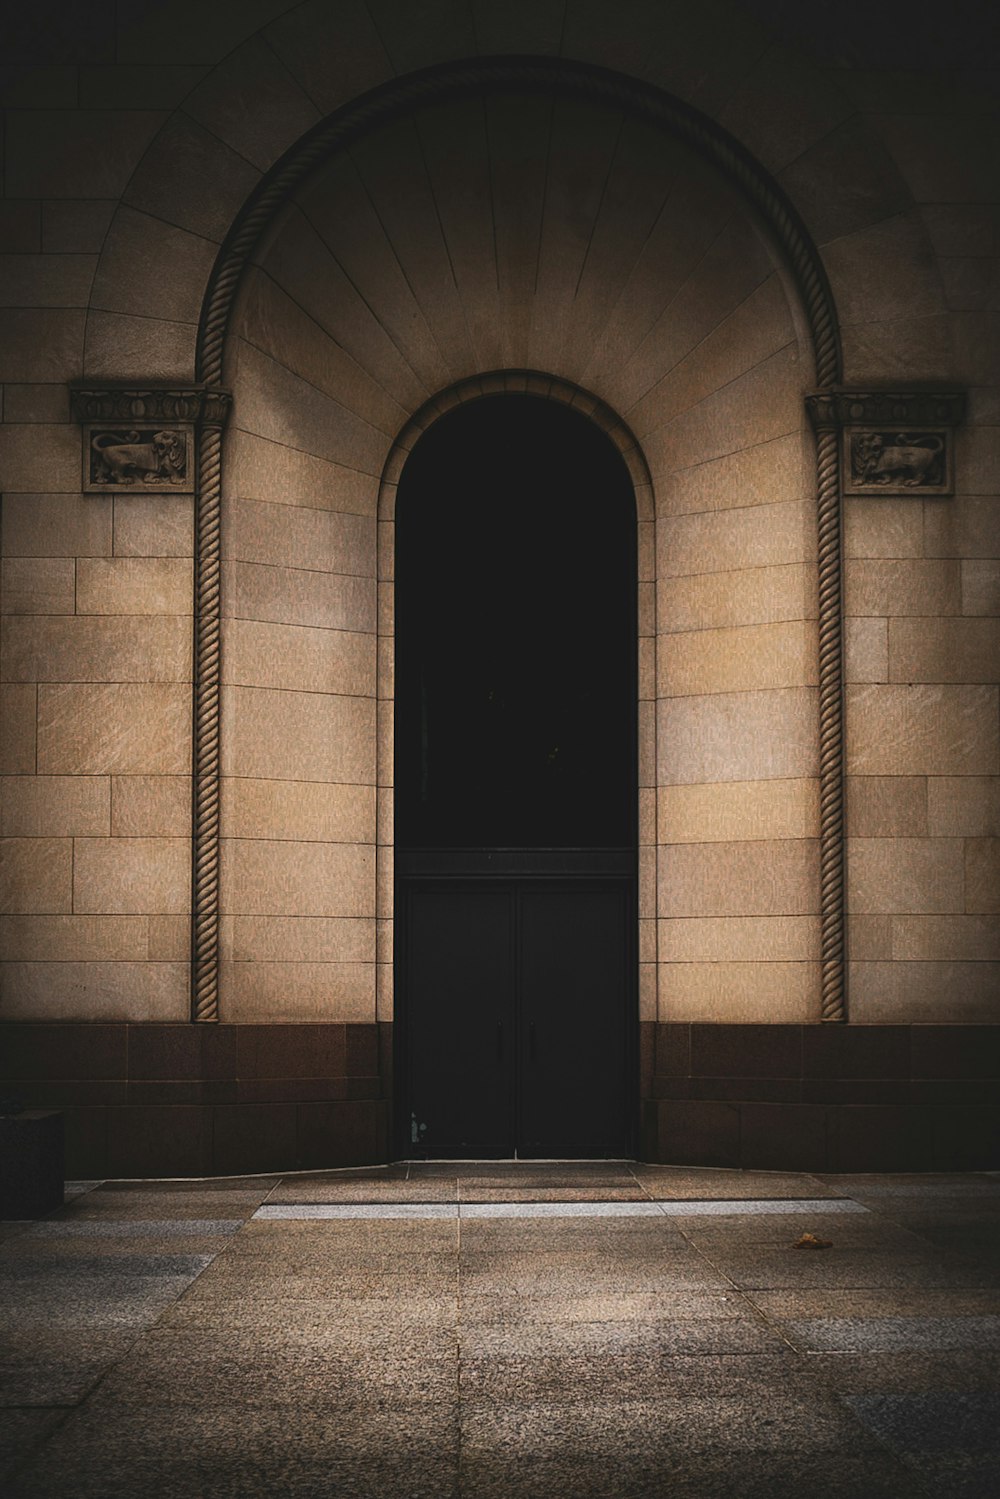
[394,395,637,1157]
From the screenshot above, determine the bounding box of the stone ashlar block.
[0,311,85,384]
[82,311,195,384]
[965,839,1000,914]
[1,776,110,836]
[0,914,148,962]
[222,777,375,845]
[110,776,190,837]
[961,560,1000,616]
[927,777,1000,837]
[847,685,999,777]
[658,563,817,634]
[658,431,809,519]
[221,686,375,785]
[891,914,1000,962]
[849,960,1000,1024]
[223,960,375,1024]
[848,836,965,915]
[1,494,111,558]
[0,685,36,774]
[842,497,924,559]
[845,558,961,617]
[1,615,191,684]
[221,838,375,919]
[225,428,379,516]
[37,683,191,775]
[0,961,188,1021]
[658,914,820,962]
[658,619,817,697]
[658,960,818,1024]
[844,617,888,685]
[112,495,194,560]
[230,916,374,964]
[658,838,819,918]
[223,561,376,636]
[0,837,72,914]
[75,558,192,615]
[658,498,814,580]
[657,778,818,844]
[223,618,375,698]
[845,776,927,837]
[659,686,818,785]
[0,558,75,615]
[889,617,1000,684]
[226,497,374,578]
[72,837,190,916]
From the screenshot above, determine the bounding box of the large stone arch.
[181,56,847,1041]
[82,2,948,392]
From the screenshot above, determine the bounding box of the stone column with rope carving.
[192,390,232,1021]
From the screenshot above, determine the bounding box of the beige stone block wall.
[2,0,997,1032]
[0,165,195,1019]
[218,294,382,1021]
[844,476,1000,1018]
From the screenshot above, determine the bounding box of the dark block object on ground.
[0,1109,64,1218]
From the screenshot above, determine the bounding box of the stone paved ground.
[1,1163,998,1497]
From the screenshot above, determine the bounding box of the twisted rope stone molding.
[187,58,846,1025]
[192,421,226,1022]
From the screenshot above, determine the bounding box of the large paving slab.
[1,1165,998,1496]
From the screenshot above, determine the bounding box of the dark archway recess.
[395,395,637,1159]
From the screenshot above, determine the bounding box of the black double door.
[394,394,637,1159]
[401,874,633,1158]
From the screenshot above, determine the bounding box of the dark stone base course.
[0,1109,65,1216]
[0,1023,391,1179]
[640,1023,1000,1172]
[1,1020,998,1177]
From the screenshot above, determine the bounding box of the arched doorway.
[394,393,637,1158]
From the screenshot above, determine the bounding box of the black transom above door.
[394,393,637,1158]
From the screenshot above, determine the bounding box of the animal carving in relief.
[852,431,944,488]
[90,429,187,485]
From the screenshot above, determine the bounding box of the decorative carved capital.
[70,385,232,494]
[805,389,965,430]
[70,384,232,426]
[806,389,965,497]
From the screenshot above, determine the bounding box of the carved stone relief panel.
[83,424,193,492]
[844,428,951,495]
[806,390,965,498]
[70,386,232,495]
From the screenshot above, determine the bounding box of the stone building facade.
[1,0,997,1176]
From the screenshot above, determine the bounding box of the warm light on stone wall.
[0,0,996,1036]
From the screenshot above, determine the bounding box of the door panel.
[402,879,631,1157]
[405,885,514,1156]
[518,884,630,1157]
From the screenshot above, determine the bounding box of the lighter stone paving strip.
[252,1198,869,1220]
